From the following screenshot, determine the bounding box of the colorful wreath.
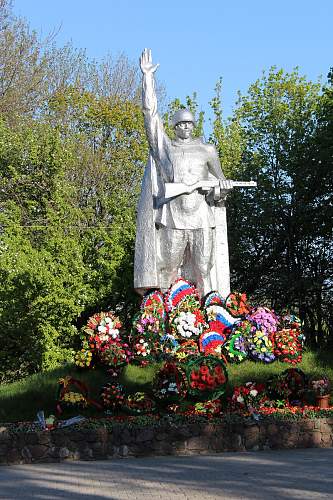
[174,339,199,362]
[169,308,206,339]
[273,328,302,364]
[230,381,267,412]
[141,290,166,320]
[122,392,156,415]
[248,307,279,335]
[164,278,200,313]
[247,329,275,363]
[205,303,240,337]
[204,291,225,308]
[152,362,188,403]
[267,368,308,402]
[184,355,228,401]
[223,332,248,362]
[56,376,102,414]
[225,292,251,317]
[100,382,125,410]
[98,340,131,368]
[75,311,124,369]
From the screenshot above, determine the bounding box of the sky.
[13,0,333,133]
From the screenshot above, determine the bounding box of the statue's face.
[174,121,194,140]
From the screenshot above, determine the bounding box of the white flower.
[237,395,244,403]
[250,390,258,397]
[98,326,107,334]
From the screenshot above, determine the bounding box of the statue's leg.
[157,227,188,291]
[190,228,215,296]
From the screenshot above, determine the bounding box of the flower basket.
[316,395,331,409]
[184,355,228,401]
[152,362,188,403]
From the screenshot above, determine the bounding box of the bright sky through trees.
[14,0,333,130]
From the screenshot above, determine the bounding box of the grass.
[0,350,332,423]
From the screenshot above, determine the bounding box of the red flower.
[214,365,222,375]
[216,374,226,385]
[200,365,209,375]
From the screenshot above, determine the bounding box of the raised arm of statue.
[140,48,173,181]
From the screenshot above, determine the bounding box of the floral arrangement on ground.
[59,279,332,422]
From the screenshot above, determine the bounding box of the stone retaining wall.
[1,418,332,465]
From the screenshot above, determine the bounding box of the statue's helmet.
[171,108,195,128]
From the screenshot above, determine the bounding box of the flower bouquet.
[152,362,188,403]
[311,377,331,397]
[273,329,302,364]
[100,382,124,410]
[225,292,251,317]
[185,354,228,401]
[76,311,123,368]
[75,340,93,368]
[246,329,275,363]
[99,340,132,369]
[132,337,158,363]
[230,381,267,412]
[248,306,279,335]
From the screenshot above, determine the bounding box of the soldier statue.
[134,48,255,297]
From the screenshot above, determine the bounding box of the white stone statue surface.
[134,49,255,298]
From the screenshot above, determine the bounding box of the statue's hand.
[140,48,159,75]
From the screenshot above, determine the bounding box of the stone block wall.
[0,418,332,465]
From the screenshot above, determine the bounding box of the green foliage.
[1,351,332,422]
[0,88,146,382]
[221,67,331,345]
[209,78,246,177]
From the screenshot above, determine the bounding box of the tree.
[221,67,332,345]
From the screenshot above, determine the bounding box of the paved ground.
[0,448,332,499]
